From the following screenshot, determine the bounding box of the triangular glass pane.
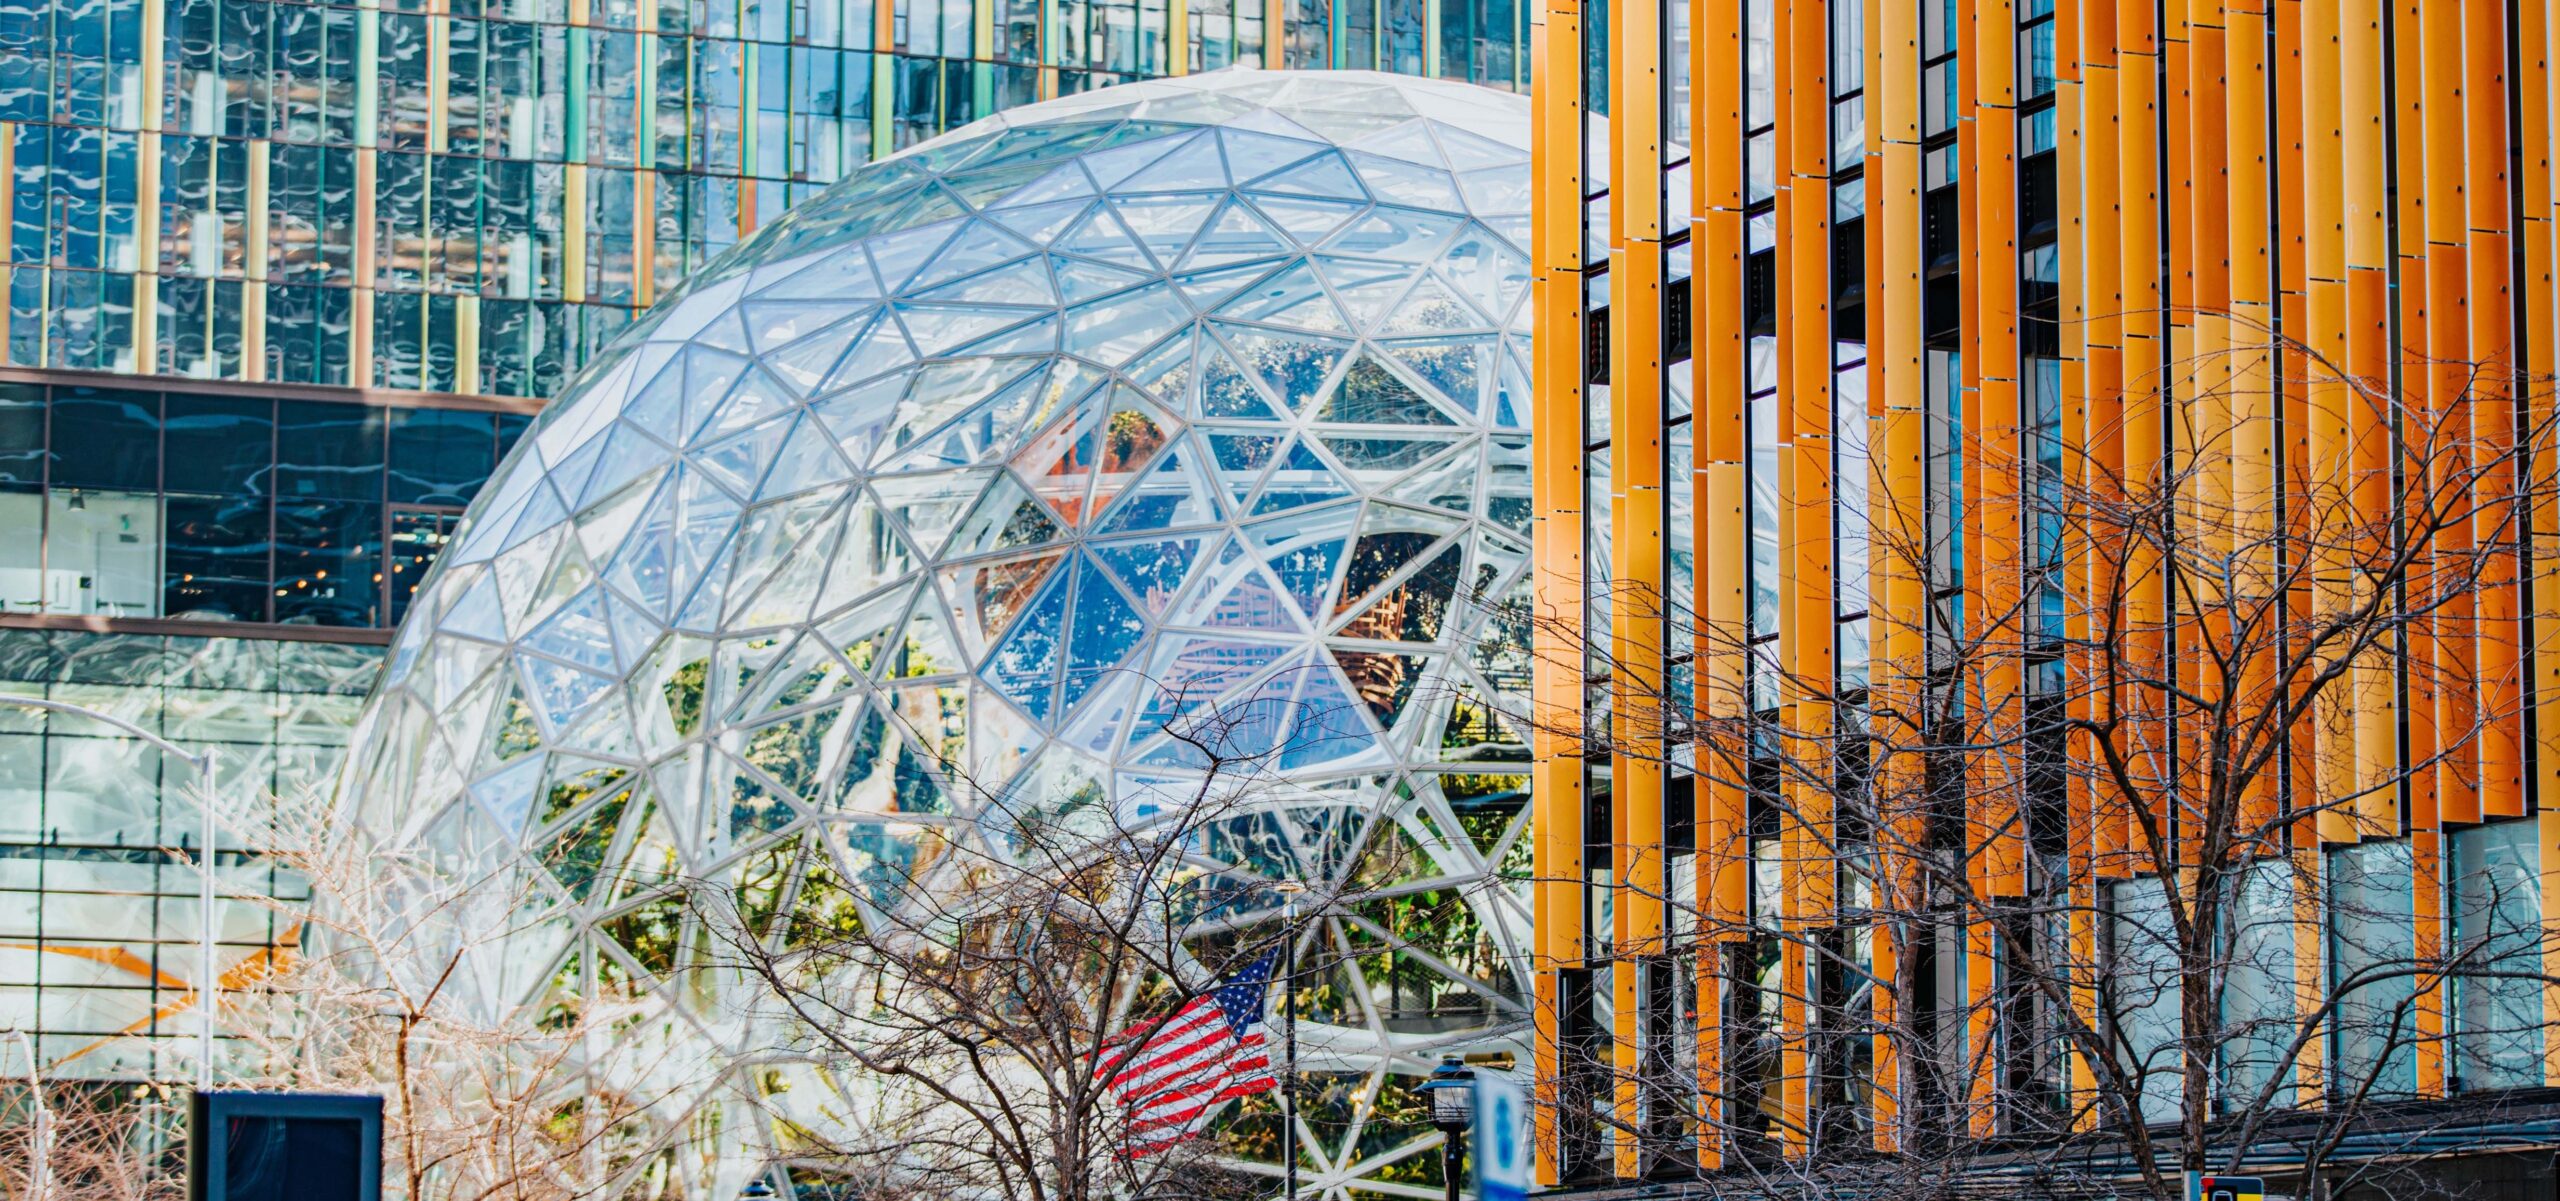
[1054,257,1155,303]
[1215,260,1349,333]
[748,243,883,301]
[1180,201,1295,270]
[870,470,985,558]
[911,217,1039,290]
[943,550,1069,651]
[989,163,1097,209]
[1345,118,1447,167]
[1249,440,1353,515]
[940,155,1070,208]
[1343,147,1461,207]
[943,472,1066,560]
[1377,275,1489,336]
[1318,354,1457,426]
[1216,325,1352,413]
[1309,258,1415,337]
[1061,556,1148,713]
[1332,648,1431,731]
[1196,339,1283,420]
[1076,129,1198,191]
[1332,529,1440,616]
[1063,285,1194,367]
[1111,194,1221,266]
[865,218,967,293]
[987,197,1094,243]
[1090,533,1206,615]
[1378,337,1486,414]
[740,300,869,354]
[892,302,1048,358]
[1335,540,1464,642]
[1118,139,1234,191]
[1278,665,1377,770]
[1054,205,1156,270]
[1091,434,1225,532]
[912,256,1059,306]
[1217,127,1325,185]
[1248,196,1367,247]
[1244,149,1367,200]
[1128,633,1294,747]
[981,560,1071,724]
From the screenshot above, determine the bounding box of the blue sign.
[1473,1072,1530,1201]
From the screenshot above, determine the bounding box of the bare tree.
[1518,331,2560,1199]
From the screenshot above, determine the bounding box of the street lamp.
[1420,1054,1475,1201]
[737,1180,776,1199]
[3,696,221,1088]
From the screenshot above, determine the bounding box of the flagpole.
[1282,894,1297,1201]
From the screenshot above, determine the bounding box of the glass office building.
[1536,0,2560,1192]
[0,0,1529,1085]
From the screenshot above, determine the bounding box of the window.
[2329,840,2419,1098]
[2450,821,2540,1091]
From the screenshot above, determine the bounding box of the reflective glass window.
[387,407,497,506]
[2330,840,2419,1098]
[2451,821,2541,1091]
[164,493,270,623]
[49,386,158,491]
[273,400,385,502]
[272,500,382,627]
[387,509,460,627]
[163,393,273,497]
[0,382,42,487]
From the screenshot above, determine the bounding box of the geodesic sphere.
[342,68,1535,1195]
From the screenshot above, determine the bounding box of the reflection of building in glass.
[342,69,1535,1195]
[0,0,1523,1091]
[1543,0,2560,1195]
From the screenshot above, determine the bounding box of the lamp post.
[1280,890,1299,1201]
[1421,1055,1474,1201]
[3,696,221,1088]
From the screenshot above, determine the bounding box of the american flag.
[1098,952,1280,1157]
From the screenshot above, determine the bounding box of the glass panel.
[165,494,270,623]
[2330,840,2419,1098]
[273,499,382,627]
[43,488,162,617]
[49,386,158,491]
[2110,877,2179,1122]
[387,508,462,626]
[386,406,496,505]
[2220,861,2295,1109]
[164,393,274,497]
[2451,820,2541,1091]
[0,488,39,612]
[273,399,385,502]
[0,382,42,486]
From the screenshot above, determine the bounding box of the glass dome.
[341,67,1534,1198]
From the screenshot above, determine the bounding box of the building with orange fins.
[1531,0,2560,1193]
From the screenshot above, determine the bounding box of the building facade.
[0,0,1527,1087]
[1534,0,2560,1190]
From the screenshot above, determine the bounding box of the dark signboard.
[189,1091,382,1201]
